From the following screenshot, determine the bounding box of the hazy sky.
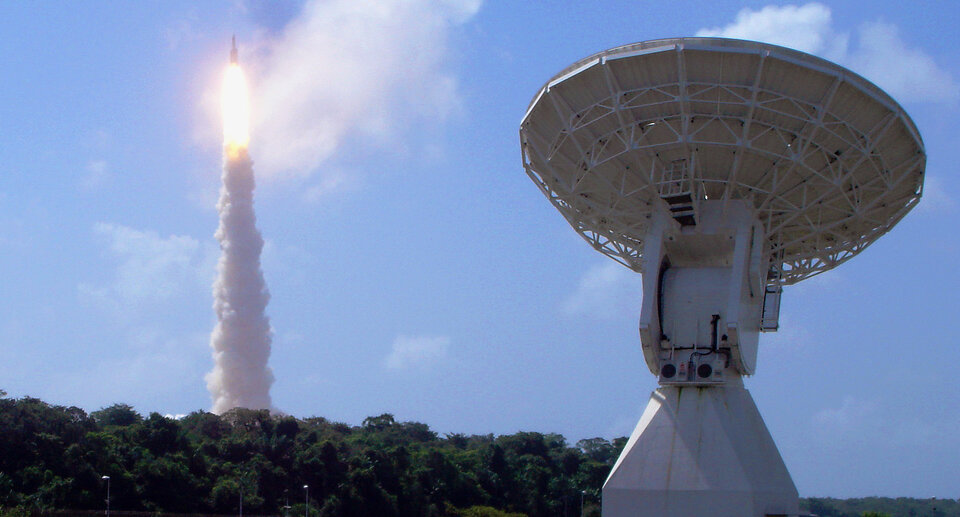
[1,0,958,498]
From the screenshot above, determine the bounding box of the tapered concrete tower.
[519,38,924,516]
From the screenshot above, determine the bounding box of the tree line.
[2,393,956,517]
[0,393,621,516]
[801,497,960,517]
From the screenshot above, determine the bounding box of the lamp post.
[580,490,586,517]
[101,476,111,517]
[303,485,309,517]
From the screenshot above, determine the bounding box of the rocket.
[230,35,238,64]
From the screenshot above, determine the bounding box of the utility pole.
[303,485,309,517]
[101,476,111,517]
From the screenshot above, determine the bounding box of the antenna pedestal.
[603,385,798,517]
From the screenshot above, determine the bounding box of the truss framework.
[520,38,925,285]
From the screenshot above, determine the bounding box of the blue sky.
[1,0,958,498]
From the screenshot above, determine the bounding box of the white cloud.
[302,169,359,202]
[562,262,644,320]
[44,331,211,409]
[80,223,214,310]
[697,3,847,62]
[248,0,482,179]
[0,198,28,251]
[385,335,450,370]
[81,160,111,190]
[758,315,815,355]
[808,394,957,448]
[163,13,201,51]
[260,239,316,284]
[919,175,956,213]
[811,395,878,440]
[847,22,959,104]
[69,223,215,410]
[696,3,958,103]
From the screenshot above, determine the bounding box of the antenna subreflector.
[520,37,924,517]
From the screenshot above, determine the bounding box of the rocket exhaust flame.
[221,62,249,150]
[206,39,275,414]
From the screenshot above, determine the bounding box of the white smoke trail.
[206,146,274,414]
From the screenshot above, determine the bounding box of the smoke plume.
[206,146,274,414]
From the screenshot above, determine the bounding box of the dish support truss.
[520,43,925,287]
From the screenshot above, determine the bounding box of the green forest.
[1,392,956,517]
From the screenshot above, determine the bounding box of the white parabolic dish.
[520,37,925,285]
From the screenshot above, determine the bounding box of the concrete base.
[602,386,799,517]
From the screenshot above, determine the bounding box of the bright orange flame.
[222,63,250,149]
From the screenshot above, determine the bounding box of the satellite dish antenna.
[520,37,924,517]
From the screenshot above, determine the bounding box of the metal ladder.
[657,158,699,226]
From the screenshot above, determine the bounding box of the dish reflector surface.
[520,38,925,284]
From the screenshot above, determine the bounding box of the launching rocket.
[222,36,249,149]
[230,35,238,64]
[208,33,274,413]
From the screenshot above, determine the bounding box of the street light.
[580,490,586,517]
[303,485,309,517]
[101,476,111,517]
